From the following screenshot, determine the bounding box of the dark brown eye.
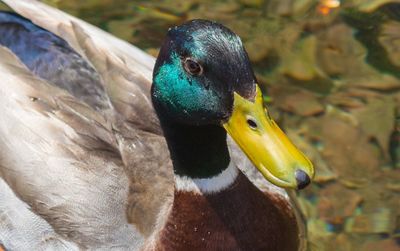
[183,58,203,75]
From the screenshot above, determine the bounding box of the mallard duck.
[0,0,314,250]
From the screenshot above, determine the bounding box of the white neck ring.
[174,162,239,194]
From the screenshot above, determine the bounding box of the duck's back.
[0,8,164,250]
[0,44,149,249]
[1,0,161,135]
[0,11,109,110]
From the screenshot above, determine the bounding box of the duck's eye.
[247,118,258,129]
[183,58,203,75]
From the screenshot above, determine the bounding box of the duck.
[0,0,314,250]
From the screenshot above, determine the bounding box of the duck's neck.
[162,122,230,177]
[159,117,239,193]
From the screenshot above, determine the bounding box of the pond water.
[11,0,400,250]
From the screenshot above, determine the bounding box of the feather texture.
[0,46,144,249]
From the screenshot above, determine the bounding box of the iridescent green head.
[152,20,314,189]
[152,19,256,125]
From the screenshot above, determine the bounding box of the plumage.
[149,173,298,250]
[0,0,310,250]
[0,12,108,110]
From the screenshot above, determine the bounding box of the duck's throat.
[160,121,235,192]
[161,122,230,177]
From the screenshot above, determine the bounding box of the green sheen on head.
[151,19,256,125]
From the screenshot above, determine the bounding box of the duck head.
[152,20,314,189]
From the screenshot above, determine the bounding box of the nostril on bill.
[295,169,311,190]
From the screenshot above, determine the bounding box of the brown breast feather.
[151,173,299,251]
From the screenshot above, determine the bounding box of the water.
[22,0,400,250]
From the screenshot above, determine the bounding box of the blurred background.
[4,0,400,250]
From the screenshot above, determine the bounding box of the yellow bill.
[224,85,314,189]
